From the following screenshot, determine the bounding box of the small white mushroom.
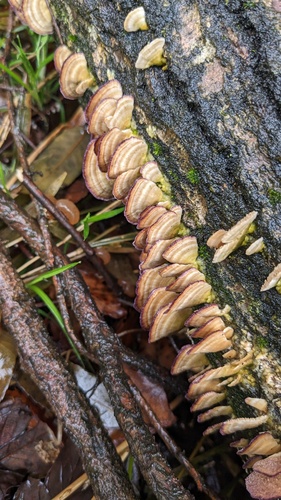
[246,237,264,255]
[124,7,148,32]
[190,391,226,412]
[260,263,281,291]
[135,38,166,70]
[220,415,268,435]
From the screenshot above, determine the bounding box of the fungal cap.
[134,265,174,311]
[220,415,268,435]
[54,45,72,73]
[113,168,141,200]
[246,237,264,255]
[85,80,123,122]
[207,229,227,248]
[222,211,258,243]
[135,38,166,69]
[83,140,114,200]
[189,316,226,339]
[160,263,196,277]
[133,228,148,250]
[140,287,178,329]
[108,137,148,179]
[124,7,148,32]
[105,95,134,130]
[98,128,133,172]
[168,281,212,312]
[260,263,281,291]
[185,304,228,327]
[197,405,233,423]
[237,432,281,456]
[22,0,53,34]
[252,452,281,476]
[162,236,198,264]
[187,378,223,399]
[171,345,209,374]
[140,161,163,183]
[60,53,94,100]
[146,207,183,244]
[167,268,206,293]
[137,205,167,229]
[88,98,118,136]
[187,330,232,354]
[190,391,226,412]
[245,397,268,413]
[149,303,192,342]
[140,238,177,270]
[125,178,163,223]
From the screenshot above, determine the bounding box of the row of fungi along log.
[9,0,281,496]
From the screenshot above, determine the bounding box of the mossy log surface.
[50,0,281,434]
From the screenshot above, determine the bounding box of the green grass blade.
[26,261,80,287]
[82,207,124,239]
[0,62,31,92]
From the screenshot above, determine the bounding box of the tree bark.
[48,0,281,435]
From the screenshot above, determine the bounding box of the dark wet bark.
[49,0,281,433]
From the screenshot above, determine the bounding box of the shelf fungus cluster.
[77,77,281,478]
[8,0,53,34]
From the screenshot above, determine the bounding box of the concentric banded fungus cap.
[104,95,134,130]
[113,168,141,200]
[187,378,223,399]
[140,161,163,182]
[137,205,167,229]
[260,263,281,291]
[98,128,132,172]
[146,206,182,244]
[22,0,53,34]
[220,416,268,435]
[140,288,178,329]
[171,345,209,374]
[167,268,206,293]
[125,178,163,223]
[160,263,194,277]
[88,98,118,136]
[162,236,198,264]
[83,140,114,200]
[140,238,178,270]
[108,137,148,179]
[134,266,174,311]
[190,392,226,412]
[185,304,230,327]
[149,303,192,342]
[135,38,166,69]
[60,53,94,100]
[85,80,123,122]
[168,281,212,312]
[237,432,281,456]
[186,330,232,354]
[124,7,148,32]
[190,316,226,339]
[54,45,73,73]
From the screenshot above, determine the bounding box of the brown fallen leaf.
[123,364,176,427]
[246,453,281,499]
[0,397,61,476]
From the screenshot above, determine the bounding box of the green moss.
[198,245,211,261]
[255,336,269,349]
[151,142,163,156]
[243,1,257,8]
[186,168,199,185]
[268,189,281,206]
[68,34,78,43]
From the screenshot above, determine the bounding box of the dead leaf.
[123,365,176,427]
[246,470,281,500]
[0,397,61,476]
[0,327,17,402]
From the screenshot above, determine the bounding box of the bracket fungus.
[59,53,95,100]
[135,38,166,70]
[21,0,53,34]
[124,7,148,32]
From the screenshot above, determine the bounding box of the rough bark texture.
[49,1,281,433]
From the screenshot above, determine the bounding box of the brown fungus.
[22,0,53,34]
[60,53,95,100]
[83,140,114,201]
